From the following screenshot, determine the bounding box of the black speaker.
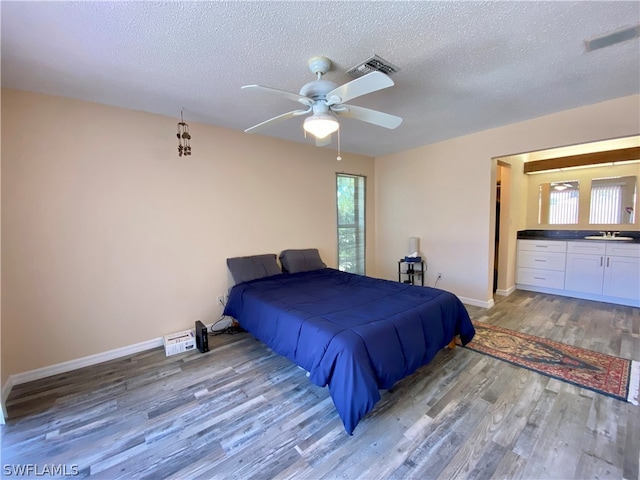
[195,320,209,353]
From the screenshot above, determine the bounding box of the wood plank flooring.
[2,290,639,479]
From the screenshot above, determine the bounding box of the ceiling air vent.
[346,55,400,78]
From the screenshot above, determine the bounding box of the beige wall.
[0,89,375,383]
[2,89,639,392]
[524,163,640,229]
[374,95,640,305]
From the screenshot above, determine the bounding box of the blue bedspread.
[223,268,475,434]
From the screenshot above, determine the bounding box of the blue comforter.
[223,268,475,434]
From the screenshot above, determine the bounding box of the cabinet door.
[565,253,604,294]
[603,256,640,300]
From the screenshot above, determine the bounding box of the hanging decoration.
[177,109,191,157]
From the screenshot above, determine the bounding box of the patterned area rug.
[460,322,639,405]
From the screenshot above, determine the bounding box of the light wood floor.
[2,290,639,479]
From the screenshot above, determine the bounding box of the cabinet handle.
[535,245,548,248]
[600,256,603,267]
[606,257,610,268]
[534,276,546,280]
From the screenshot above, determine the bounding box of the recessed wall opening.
[491,135,639,300]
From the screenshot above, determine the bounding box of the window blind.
[549,188,579,224]
[590,184,622,224]
[336,174,366,275]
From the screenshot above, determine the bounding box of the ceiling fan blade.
[334,104,403,129]
[241,85,313,107]
[325,71,394,105]
[244,109,310,134]
[315,135,332,147]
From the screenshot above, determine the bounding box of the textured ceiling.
[2,1,639,157]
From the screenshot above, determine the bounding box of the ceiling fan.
[242,56,403,147]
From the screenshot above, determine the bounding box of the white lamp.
[408,237,420,257]
[303,113,339,139]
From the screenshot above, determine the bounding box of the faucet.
[612,231,620,237]
[599,231,610,238]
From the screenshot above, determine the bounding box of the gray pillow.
[226,254,281,284]
[279,248,327,273]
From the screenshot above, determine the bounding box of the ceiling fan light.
[303,113,339,139]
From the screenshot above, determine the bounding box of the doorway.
[494,161,512,295]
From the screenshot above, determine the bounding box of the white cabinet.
[517,239,639,306]
[603,245,640,299]
[565,241,639,300]
[517,240,566,289]
[517,239,566,254]
[565,242,606,295]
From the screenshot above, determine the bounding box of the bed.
[223,249,475,435]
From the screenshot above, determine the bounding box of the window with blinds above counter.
[589,176,636,224]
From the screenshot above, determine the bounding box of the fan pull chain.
[336,128,342,161]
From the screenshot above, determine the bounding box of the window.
[539,181,579,224]
[336,174,365,274]
[590,183,622,224]
[589,176,636,224]
[537,175,637,225]
[548,185,579,224]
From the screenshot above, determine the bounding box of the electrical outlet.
[217,295,225,306]
[436,272,443,279]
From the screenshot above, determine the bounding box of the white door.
[565,253,604,294]
[603,255,640,299]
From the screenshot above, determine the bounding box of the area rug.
[459,322,639,405]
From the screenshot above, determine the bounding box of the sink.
[584,236,634,241]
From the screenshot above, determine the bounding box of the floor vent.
[346,54,400,78]
[585,24,639,52]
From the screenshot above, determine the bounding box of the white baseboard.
[0,392,7,424]
[6,336,163,388]
[1,377,15,408]
[495,285,516,297]
[516,284,640,308]
[459,296,495,309]
[1,337,163,412]
[0,320,228,415]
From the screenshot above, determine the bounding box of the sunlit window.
[336,174,365,274]
[590,183,622,224]
[548,183,579,224]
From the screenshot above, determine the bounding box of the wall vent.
[346,55,400,78]
[585,24,639,52]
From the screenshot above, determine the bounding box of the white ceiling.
[2,1,639,158]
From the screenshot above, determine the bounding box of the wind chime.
[177,109,191,157]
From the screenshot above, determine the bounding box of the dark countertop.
[517,229,640,244]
